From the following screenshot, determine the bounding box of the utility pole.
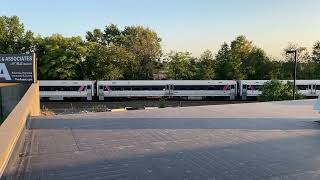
[286,50,297,100]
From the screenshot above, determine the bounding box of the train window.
[151,86,165,90]
[99,86,104,90]
[316,85,320,90]
[231,85,235,89]
[39,86,82,91]
[242,85,247,90]
[98,85,164,91]
[297,85,308,90]
[175,85,224,91]
[208,85,225,90]
[132,87,141,91]
[247,85,253,90]
[107,86,131,91]
[104,86,112,91]
[175,86,187,90]
[175,86,186,90]
[246,85,261,90]
[109,86,119,91]
[87,85,91,90]
[223,85,230,90]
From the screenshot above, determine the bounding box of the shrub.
[258,80,304,102]
[159,98,166,108]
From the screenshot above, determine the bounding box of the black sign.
[0,54,35,83]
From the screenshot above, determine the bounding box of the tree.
[121,26,162,79]
[103,24,121,46]
[282,43,312,79]
[283,43,310,62]
[312,41,320,63]
[167,51,195,80]
[86,24,162,80]
[86,24,121,46]
[215,43,234,79]
[37,34,87,80]
[86,29,105,45]
[311,41,320,78]
[230,35,253,79]
[0,16,35,54]
[84,43,133,80]
[243,48,272,79]
[215,36,257,80]
[197,50,215,80]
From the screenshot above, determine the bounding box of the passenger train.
[39,80,320,101]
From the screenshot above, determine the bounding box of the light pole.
[286,50,297,100]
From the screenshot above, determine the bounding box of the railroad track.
[41,100,254,115]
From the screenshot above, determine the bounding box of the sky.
[1,0,320,58]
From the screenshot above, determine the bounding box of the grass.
[159,98,166,108]
[41,106,55,116]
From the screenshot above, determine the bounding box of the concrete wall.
[0,83,40,177]
[0,83,30,121]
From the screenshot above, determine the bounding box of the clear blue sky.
[1,0,320,58]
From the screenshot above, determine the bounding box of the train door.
[230,84,236,100]
[165,84,174,96]
[98,85,104,101]
[170,84,174,95]
[87,85,92,101]
[311,84,316,95]
[242,84,247,100]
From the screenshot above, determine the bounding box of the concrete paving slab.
[6,100,320,180]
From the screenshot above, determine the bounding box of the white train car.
[39,80,94,101]
[239,80,320,100]
[97,80,237,100]
[239,80,269,100]
[288,80,320,97]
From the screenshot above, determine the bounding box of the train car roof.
[97,80,237,86]
[240,80,320,85]
[39,80,94,86]
[239,80,270,84]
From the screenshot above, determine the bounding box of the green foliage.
[159,98,166,108]
[242,48,272,79]
[258,80,304,102]
[84,43,133,80]
[90,105,108,112]
[37,34,86,80]
[86,25,162,80]
[214,36,274,80]
[230,35,253,79]
[121,26,162,79]
[0,16,35,54]
[197,50,215,79]
[312,41,320,78]
[167,52,196,80]
[215,43,234,79]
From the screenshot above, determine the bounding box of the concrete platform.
[7,100,320,180]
